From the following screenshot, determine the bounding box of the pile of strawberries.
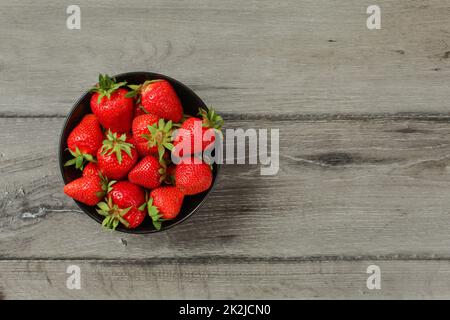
[63,74,223,231]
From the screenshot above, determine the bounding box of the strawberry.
[82,162,101,177]
[131,113,159,156]
[90,74,134,133]
[97,200,145,230]
[132,115,174,160]
[96,200,145,230]
[109,181,146,208]
[128,156,166,189]
[96,181,146,230]
[97,131,138,180]
[64,174,115,206]
[143,186,184,230]
[122,207,146,229]
[64,114,103,170]
[126,79,183,123]
[173,108,223,157]
[175,158,213,195]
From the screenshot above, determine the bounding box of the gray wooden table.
[1,0,450,299]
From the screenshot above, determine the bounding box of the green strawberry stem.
[124,79,163,100]
[101,130,135,164]
[124,84,141,100]
[142,118,174,161]
[146,198,163,231]
[138,201,147,211]
[142,192,171,231]
[138,105,148,114]
[90,74,127,104]
[97,196,131,230]
[95,173,116,199]
[199,107,223,130]
[64,147,96,170]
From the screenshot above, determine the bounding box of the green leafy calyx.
[64,147,96,170]
[96,196,131,230]
[124,80,163,101]
[199,107,223,130]
[90,74,127,104]
[95,173,116,199]
[142,118,174,161]
[101,130,135,164]
[146,197,162,231]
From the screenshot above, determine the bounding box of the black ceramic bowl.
[59,72,220,233]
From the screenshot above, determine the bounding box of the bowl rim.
[58,71,221,234]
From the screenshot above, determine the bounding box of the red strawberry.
[132,113,159,156]
[97,201,146,230]
[96,197,146,230]
[128,156,166,189]
[122,207,146,229]
[97,131,138,180]
[96,181,146,230]
[82,162,101,177]
[144,186,184,230]
[64,174,114,206]
[132,115,174,160]
[175,158,213,195]
[126,80,182,123]
[90,74,134,133]
[173,108,223,157]
[109,181,145,208]
[64,114,103,170]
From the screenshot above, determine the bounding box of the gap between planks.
[2,112,450,122]
[1,254,450,263]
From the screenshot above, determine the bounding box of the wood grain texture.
[2,117,450,260]
[2,259,450,299]
[2,0,450,299]
[0,0,450,116]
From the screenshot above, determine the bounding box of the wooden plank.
[2,117,450,259]
[1,259,450,299]
[1,0,450,116]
